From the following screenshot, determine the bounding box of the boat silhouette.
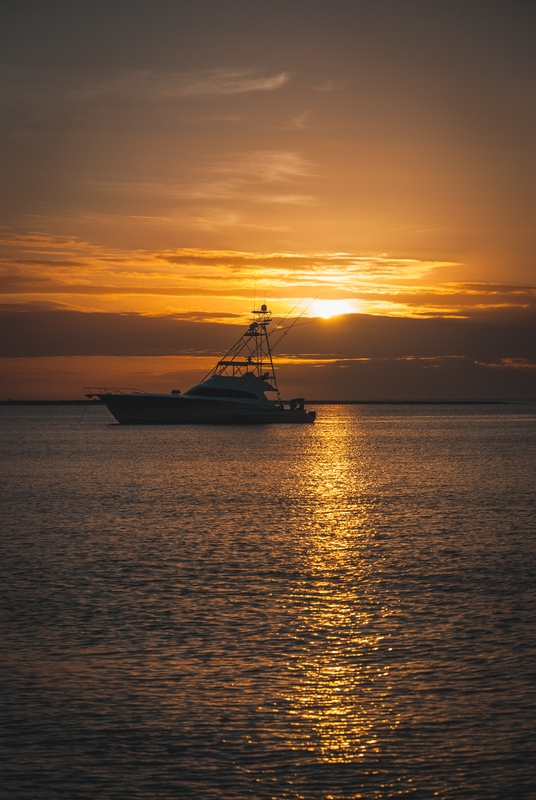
[85,305,316,424]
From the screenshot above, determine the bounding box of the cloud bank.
[1,309,535,400]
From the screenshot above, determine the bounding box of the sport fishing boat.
[85,305,316,424]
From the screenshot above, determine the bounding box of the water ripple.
[1,404,535,798]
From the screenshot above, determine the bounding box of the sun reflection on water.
[284,409,397,763]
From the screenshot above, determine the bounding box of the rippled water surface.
[1,404,535,799]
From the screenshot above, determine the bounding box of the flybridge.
[207,304,279,397]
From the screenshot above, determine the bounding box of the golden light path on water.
[282,411,399,766]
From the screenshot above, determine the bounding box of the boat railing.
[84,387,151,398]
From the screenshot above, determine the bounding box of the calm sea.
[1,404,535,799]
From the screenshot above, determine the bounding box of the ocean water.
[1,403,535,799]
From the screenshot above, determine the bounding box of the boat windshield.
[183,386,260,399]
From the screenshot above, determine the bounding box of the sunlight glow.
[311,299,358,318]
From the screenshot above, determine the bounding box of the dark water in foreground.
[1,404,535,799]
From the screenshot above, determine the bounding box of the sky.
[1,0,535,399]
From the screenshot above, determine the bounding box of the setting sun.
[311,299,358,319]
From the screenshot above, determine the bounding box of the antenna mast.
[203,305,281,402]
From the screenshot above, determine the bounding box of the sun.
[311,299,357,319]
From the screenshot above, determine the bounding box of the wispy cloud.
[74,151,315,207]
[0,66,290,116]
[185,150,316,212]
[171,69,290,96]
[313,80,341,92]
[212,150,314,182]
[288,110,312,129]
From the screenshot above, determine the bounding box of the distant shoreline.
[306,399,535,405]
[1,399,534,406]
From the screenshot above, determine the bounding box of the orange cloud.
[2,233,535,320]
